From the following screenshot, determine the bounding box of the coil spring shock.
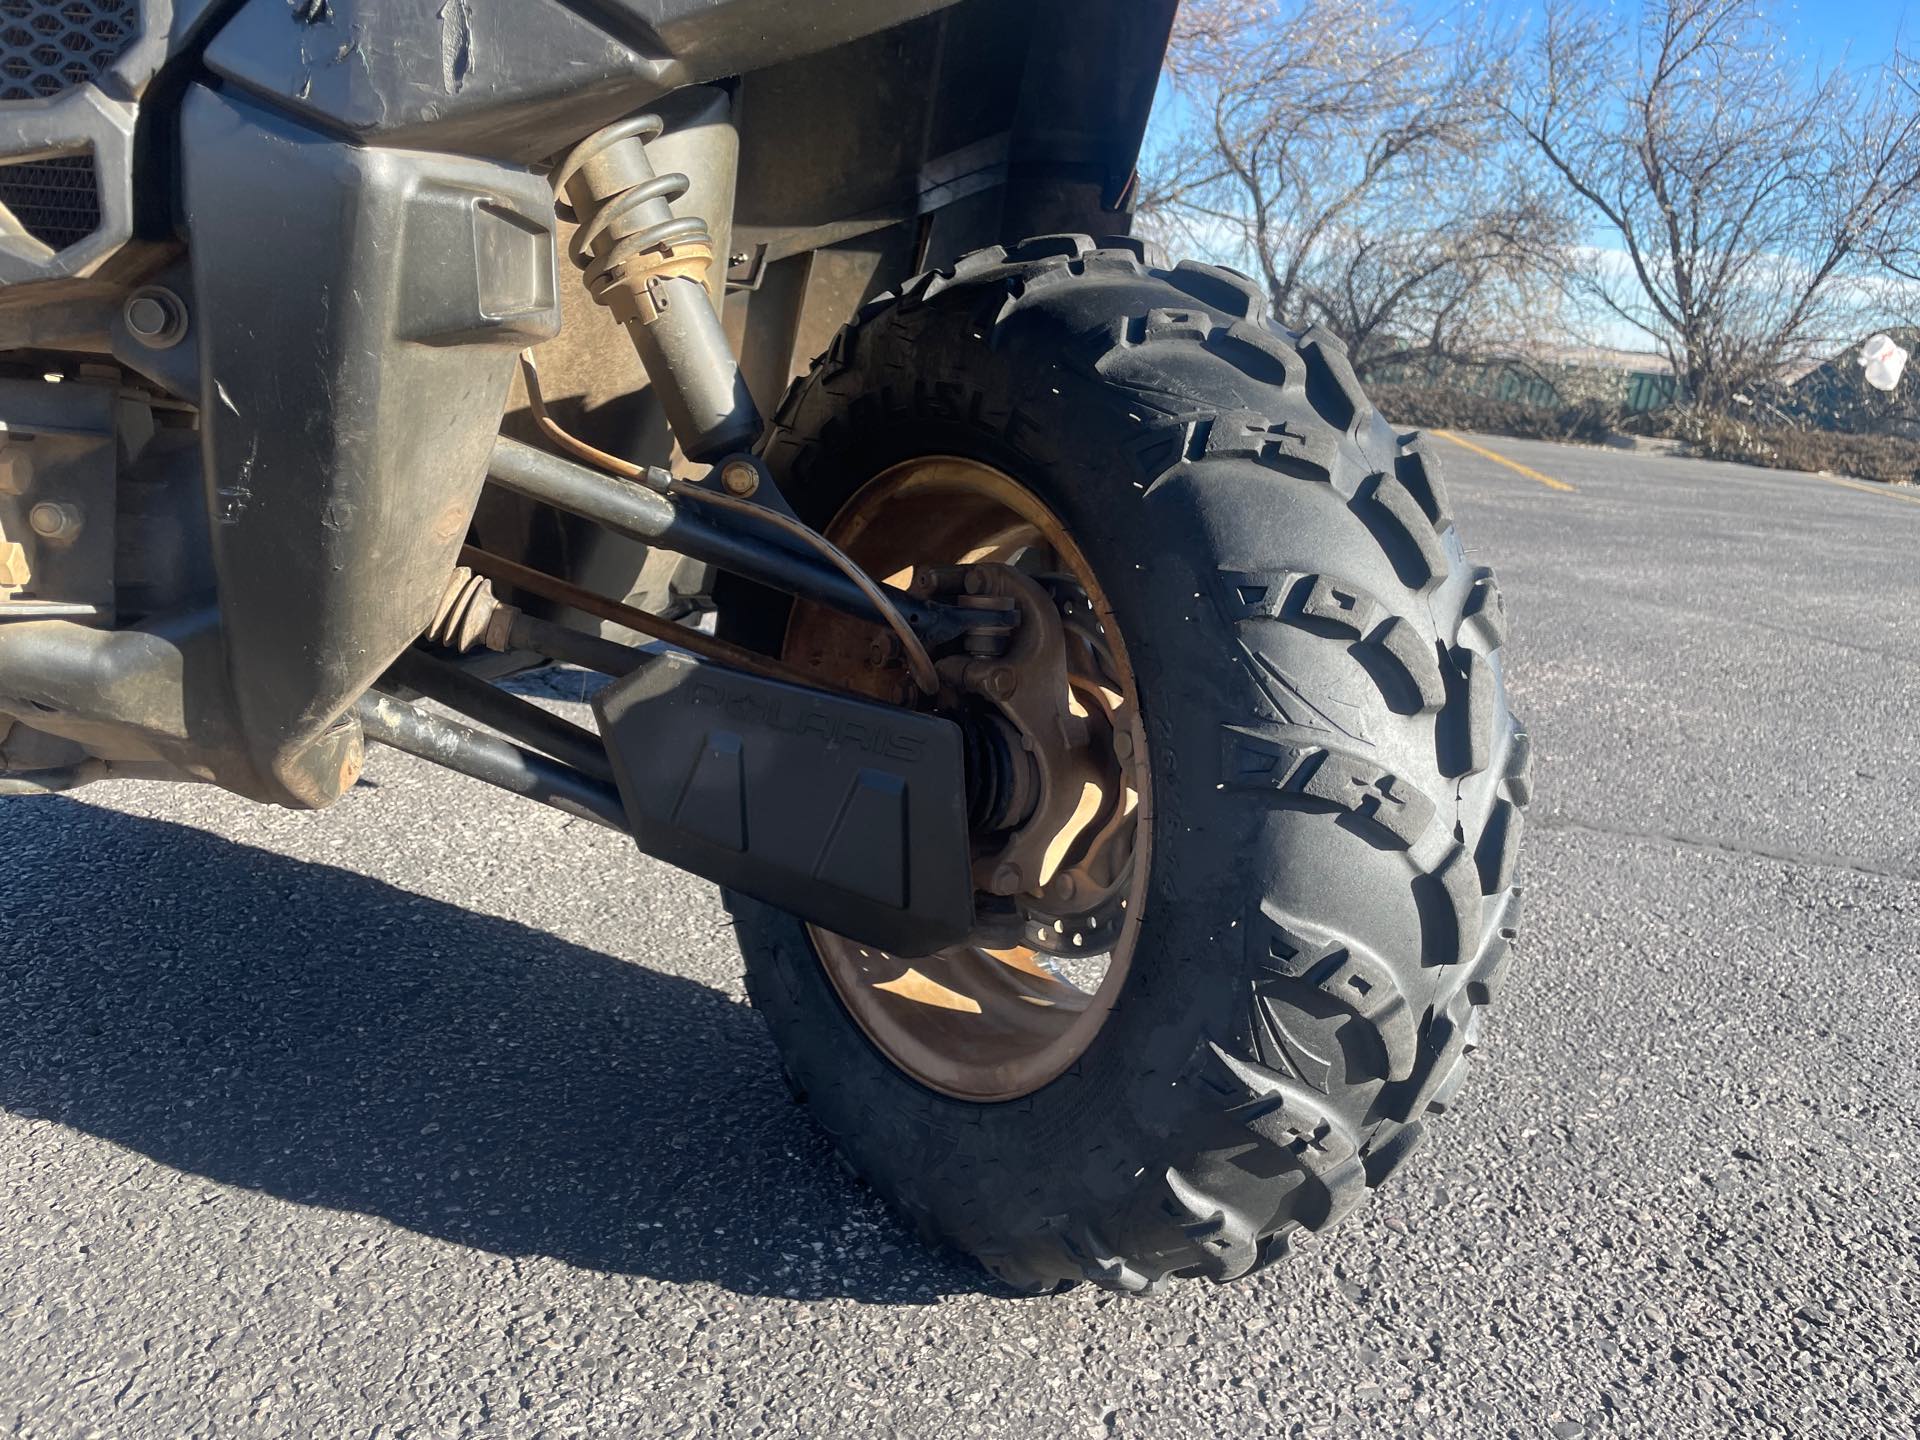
[529,110,942,696]
[549,112,762,463]
[553,115,709,315]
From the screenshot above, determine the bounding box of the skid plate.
[595,651,974,956]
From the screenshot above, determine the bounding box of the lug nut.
[719,458,761,497]
[123,287,188,349]
[28,502,81,543]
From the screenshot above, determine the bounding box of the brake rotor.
[781,456,1150,1102]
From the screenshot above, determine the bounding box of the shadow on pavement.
[0,798,996,1305]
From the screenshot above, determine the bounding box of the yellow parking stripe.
[1807,470,1920,507]
[1430,430,1576,492]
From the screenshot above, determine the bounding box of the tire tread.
[734,235,1528,1295]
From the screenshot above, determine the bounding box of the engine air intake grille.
[0,0,140,102]
[0,151,100,250]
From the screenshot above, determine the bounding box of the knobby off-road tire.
[721,235,1530,1294]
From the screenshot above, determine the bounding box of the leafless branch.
[1135,0,1571,377]
[1506,0,1920,406]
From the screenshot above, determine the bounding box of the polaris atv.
[0,0,1528,1293]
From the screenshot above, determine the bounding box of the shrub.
[1372,384,1920,483]
[1627,408,1920,483]
[1369,384,1619,444]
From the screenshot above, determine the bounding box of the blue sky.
[1780,0,1912,65]
[1140,0,1919,356]
[1145,0,1919,144]
[1148,0,1917,123]
[1435,0,1916,66]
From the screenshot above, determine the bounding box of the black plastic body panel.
[730,0,1172,244]
[719,0,1176,408]
[203,0,958,163]
[596,651,974,956]
[178,84,561,804]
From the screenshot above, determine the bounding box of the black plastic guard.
[595,652,975,956]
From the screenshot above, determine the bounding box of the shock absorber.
[551,113,763,463]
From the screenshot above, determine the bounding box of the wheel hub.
[781,456,1149,1101]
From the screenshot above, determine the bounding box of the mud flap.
[595,651,974,956]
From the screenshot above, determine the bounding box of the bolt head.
[990,862,1023,893]
[28,502,80,542]
[126,296,167,335]
[719,459,761,497]
[123,287,187,348]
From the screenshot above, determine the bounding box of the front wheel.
[720,235,1530,1294]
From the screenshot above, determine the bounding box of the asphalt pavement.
[3,436,1918,1439]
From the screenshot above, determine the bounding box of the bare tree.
[1138,0,1566,378]
[1507,0,1920,409]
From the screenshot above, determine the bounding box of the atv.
[0,0,1528,1293]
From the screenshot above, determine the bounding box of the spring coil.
[550,113,714,313]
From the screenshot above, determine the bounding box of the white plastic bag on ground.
[1858,332,1909,391]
